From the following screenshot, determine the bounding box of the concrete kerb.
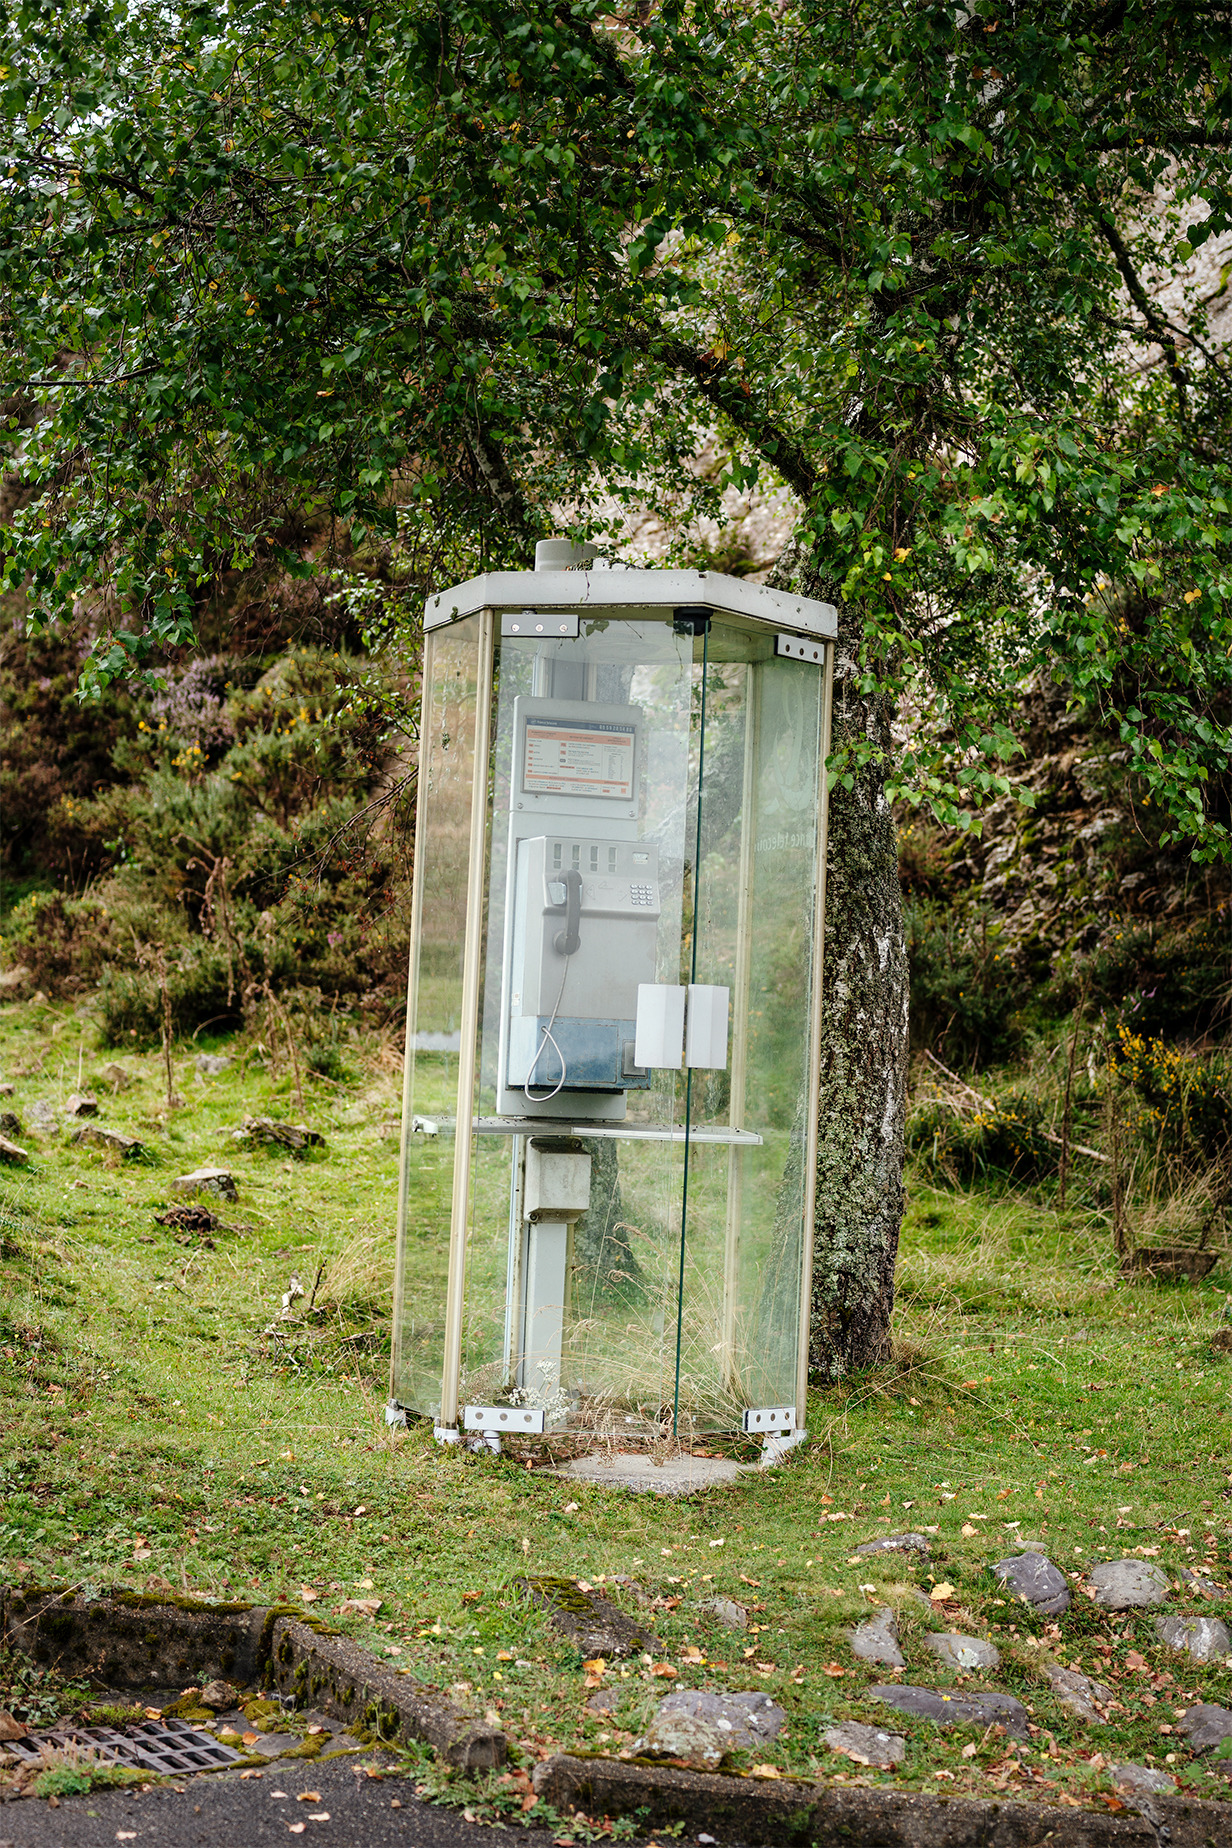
[533,1753,1231,1848]
[0,1586,505,1771]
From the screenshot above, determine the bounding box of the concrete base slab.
[553,1452,751,1495]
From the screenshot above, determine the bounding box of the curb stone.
[0,1587,505,1772]
[532,1752,1230,1847]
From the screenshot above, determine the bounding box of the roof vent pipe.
[534,538,598,572]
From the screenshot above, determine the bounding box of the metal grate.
[5,1716,244,1775]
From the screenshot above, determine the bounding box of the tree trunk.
[774,553,909,1377]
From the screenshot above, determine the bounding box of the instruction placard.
[522,718,636,801]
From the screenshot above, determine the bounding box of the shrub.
[905,898,1037,1068]
[908,1093,1055,1184]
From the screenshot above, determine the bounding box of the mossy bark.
[773,554,908,1378]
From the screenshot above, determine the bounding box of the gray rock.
[1177,1565,1223,1600]
[697,1596,747,1630]
[173,1167,239,1201]
[992,1551,1070,1615]
[849,1607,905,1668]
[585,1687,619,1713]
[0,1135,29,1165]
[235,1114,323,1154]
[1111,1761,1177,1795]
[1177,1703,1232,1753]
[29,1100,59,1136]
[1155,1614,1230,1662]
[99,1062,132,1090]
[853,1532,931,1558]
[64,1092,99,1117]
[0,1111,22,1137]
[198,1680,239,1711]
[870,1683,1030,1740]
[922,1632,1000,1672]
[654,1690,785,1749]
[195,1054,233,1077]
[824,1720,905,1768]
[1045,1663,1113,1723]
[631,1711,727,1769]
[516,1576,660,1659]
[1089,1558,1169,1610]
[69,1124,144,1158]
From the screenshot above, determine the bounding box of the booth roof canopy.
[423,566,838,640]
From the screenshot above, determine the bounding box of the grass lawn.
[2,990,1230,1817]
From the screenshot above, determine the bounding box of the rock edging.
[0,1586,504,1771]
[533,1751,1229,1848]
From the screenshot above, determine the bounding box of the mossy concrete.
[0,1588,506,1772]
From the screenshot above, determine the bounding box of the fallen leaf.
[1125,1650,1148,1671]
[650,1663,678,1679]
[287,1826,306,1836]
[822,1664,846,1678]
[297,1792,322,1803]
[0,1710,28,1741]
[242,1731,260,1745]
[298,1587,320,1603]
[930,1583,956,1601]
[933,1770,955,1782]
[961,1742,978,1759]
[750,1764,781,1779]
[680,1646,703,1663]
[461,1590,481,1602]
[339,1597,382,1617]
[961,1523,978,1538]
[117,1834,137,1842]
[996,1489,1011,1501]
[307,1814,330,1822]
[240,1768,264,1780]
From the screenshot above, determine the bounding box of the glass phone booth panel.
[393,587,831,1443]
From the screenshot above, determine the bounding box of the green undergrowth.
[1,994,1230,1815]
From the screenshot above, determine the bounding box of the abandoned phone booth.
[391,542,837,1454]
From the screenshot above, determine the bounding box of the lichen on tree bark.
[774,555,909,1378]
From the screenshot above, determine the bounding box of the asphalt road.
[0,1757,580,1848]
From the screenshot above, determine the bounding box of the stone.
[922,1632,1000,1673]
[0,1135,29,1165]
[516,1577,660,1658]
[1177,1703,1232,1753]
[870,1684,1030,1741]
[824,1720,906,1768]
[0,1710,28,1741]
[1177,1565,1223,1600]
[1089,1558,1169,1610]
[29,1100,59,1136]
[553,1453,749,1495]
[1111,1762,1177,1796]
[100,1063,132,1090]
[195,1054,233,1077]
[65,1092,99,1117]
[585,1687,619,1713]
[173,1166,239,1201]
[0,1111,22,1137]
[249,1732,304,1757]
[697,1596,747,1630]
[0,1082,14,1096]
[1044,1663,1113,1723]
[69,1124,145,1158]
[235,1114,323,1154]
[1155,1614,1230,1663]
[848,1607,905,1668]
[992,1551,1070,1616]
[653,1690,785,1749]
[853,1532,931,1558]
[631,1711,727,1769]
[198,1679,239,1711]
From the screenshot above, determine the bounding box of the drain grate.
[5,1716,244,1776]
